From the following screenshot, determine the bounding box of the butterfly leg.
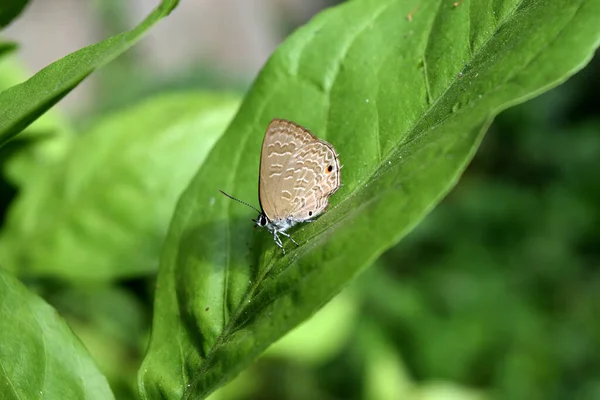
[272,231,285,254]
[278,230,299,247]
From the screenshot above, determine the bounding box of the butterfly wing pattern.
[258,119,341,251]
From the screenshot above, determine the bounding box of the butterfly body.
[254,212,300,250]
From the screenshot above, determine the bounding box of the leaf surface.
[0,267,114,399]
[0,53,73,187]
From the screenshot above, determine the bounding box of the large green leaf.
[0,93,240,280]
[0,0,28,29]
[0,0,178,147]
[0,267,114,399]
[139,0,600,398]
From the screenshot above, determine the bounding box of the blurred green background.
[1,1,599,399]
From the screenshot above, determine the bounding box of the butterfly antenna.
[219,190,262,214]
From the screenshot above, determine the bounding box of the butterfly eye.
[326,165,333,173]
[256,214,268,226]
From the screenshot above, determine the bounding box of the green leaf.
[0,0,179,146]
[49,285,149,399]
[0,54,74,187]
[0,41,17,58]
[0,92,240,280]
[0,0,29,29]
[139,0,600,398]
[0,267,114,399]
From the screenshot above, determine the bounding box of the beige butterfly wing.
[259,119,341,223]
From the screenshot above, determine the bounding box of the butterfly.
[220,119,341,253]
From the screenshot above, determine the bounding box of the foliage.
[0,0,178,145]
[0,0,29,29]
[0,0,598,399]
[0,93,239,280]
[0,267,114,399]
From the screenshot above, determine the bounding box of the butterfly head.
[254,212,269,228]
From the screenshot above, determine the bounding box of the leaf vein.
[0,359,23,400]
[421,1,443,103]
